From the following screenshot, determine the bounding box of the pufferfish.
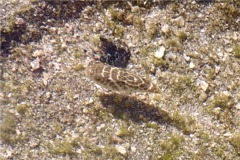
[85,62,161,93]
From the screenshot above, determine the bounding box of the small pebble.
[42,72,49,85]
[173,16,185,27]
[46,92,51,99]
[225,47,233,53]
[49,27,57,34]
[222,91,231,97]
[187,51,200,59]
[74,94,79,100]
[161,24,170,34]
[183,53,191,61]
[51,62,61,70]
[29,138,40,148]
[82,108,89,114]
[189,62,195,68]
[189,134,194,138]
[215,65,221,74]
[115,145,127,156]
[61,43,67,50]
[199,92,208,102]
[231,33,238,40]
[223,132,232,137]
[198,80,208,91]
[32,50,44,57]
[30,58,40,70]
[235,103,240,110]
[15,17,25,25]
[131,146,137,152]
[213,107,221,115]
[154,46,165,59]
[96,123,105,131]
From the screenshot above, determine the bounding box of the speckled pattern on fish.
[85,62,161,93]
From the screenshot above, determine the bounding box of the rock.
[165,52,177,60]
[45,46,54,55]
[197,13,203,18]
[130,146,137,152]
[42,72,49,85]
[32,50,45,57]
[82,108,89,114]
[215,65,221,74]
[213,107,221,115]
[225,47,233,53]
[187,51,200,59]
[15,17,25,26]
[189,62,195,68]
[199,92,208,102]
[173,16,185,27]
[30,58,40,70]
[49,27,57,34]
[46,92,51,99]
[115,145,127,156]
[222,91,231,97]
[198,80,209,91]
[51,62,61,70]
[183,53,191,61]
[61,43,67,50]
[223,132,232,137]
[235,103,240,110]
[29,138,40,148]
[154,46,165,59]
[96,123,105,131]
[161,24,170,34]
[74,94,79,100]
[231,33,238,40]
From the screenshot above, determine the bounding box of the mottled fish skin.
[85,62,161,93]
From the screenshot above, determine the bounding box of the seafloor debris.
[30,58,40,70]
[85,61,160,93]
[98,37,131,68]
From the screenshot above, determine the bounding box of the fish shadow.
[98,92,173,125]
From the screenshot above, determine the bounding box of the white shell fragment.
[189,62,195,68]
[30,58,40,70]
[154,46,165,59]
